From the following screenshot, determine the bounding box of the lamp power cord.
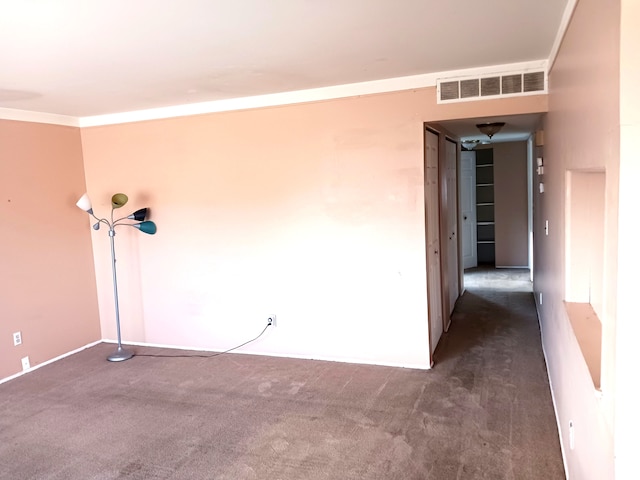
[132,321,272,359]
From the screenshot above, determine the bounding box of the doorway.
[460,142,532,271]
[436,113,540,284]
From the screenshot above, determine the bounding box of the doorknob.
[464,215,468,220]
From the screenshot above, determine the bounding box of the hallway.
[431,267,565,478]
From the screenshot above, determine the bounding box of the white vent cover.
[437,70,546,103]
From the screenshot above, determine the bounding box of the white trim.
[438,59,548,82]
[78,73,439,127]
[535,295,570,478]
[0,339,102,385]
[106,339,431,371]
[436,61,548,105]
[438,88,548,105]
[0,107,79,127]
[81,60,549,127]
[527,136,535,280]
[1,60,550,127]
[548,0,579,71]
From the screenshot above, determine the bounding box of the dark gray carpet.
[0,269,564,479]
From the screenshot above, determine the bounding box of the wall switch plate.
[21,356,30,371]
[268,315,277,327]
[539,293,543,305]
[13,331,22,346]
[569,421,575,450]
[545,220,549,236]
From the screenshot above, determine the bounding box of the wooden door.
[425,129,443,361]
[445,138,459,323]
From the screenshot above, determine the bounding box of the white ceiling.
[1,0,569,132]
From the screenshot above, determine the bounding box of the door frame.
[460,149,478,271]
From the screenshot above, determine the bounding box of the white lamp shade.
[76,193,93,213]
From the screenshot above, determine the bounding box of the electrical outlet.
[267,315,277,328]
[21,356,30,371]
[13,331,22,346]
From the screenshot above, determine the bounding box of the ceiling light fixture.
[461,140,480,150]
[476,122,506,139]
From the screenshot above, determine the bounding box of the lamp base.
[107,346,134,362]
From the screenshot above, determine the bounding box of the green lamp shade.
[111,193,129,209]
[128,208,148,221]
[134,221,157,235]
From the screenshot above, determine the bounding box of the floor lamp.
[76,193,157,362]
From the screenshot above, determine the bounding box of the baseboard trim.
[0,339,103,385]
[104,339,432,371]
[0,336,431,386]
[535,295,570,479]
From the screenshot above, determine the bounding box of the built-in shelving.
[475,149,495,264]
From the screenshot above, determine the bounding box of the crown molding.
[80,60,548,127]
[0,107,79,127]
[78,72,441,127]
[0,60,549,128]
[548,0,579,71]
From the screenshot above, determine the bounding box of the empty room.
[1,1,638,479]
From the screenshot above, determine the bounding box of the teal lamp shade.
[128,208,148,221]
[76,193,93,214]
[111,193,129,209]
[134,221,157,235]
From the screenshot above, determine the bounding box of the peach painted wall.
[0,120,101,379]
[615,1,640,477]
[79,88,546,369]
[536,0,620,477]
[493,141,528,267]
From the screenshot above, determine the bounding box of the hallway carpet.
[0,269,564,479]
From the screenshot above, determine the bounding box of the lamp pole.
[107,227,131,361]
[76,193,157,362]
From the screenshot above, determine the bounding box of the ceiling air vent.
[502,74,522,94]
[460,79,479,98]
[440,81,459,101]
[481,77,500,96]
[437,69,547,103]
[524,71,545,92]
